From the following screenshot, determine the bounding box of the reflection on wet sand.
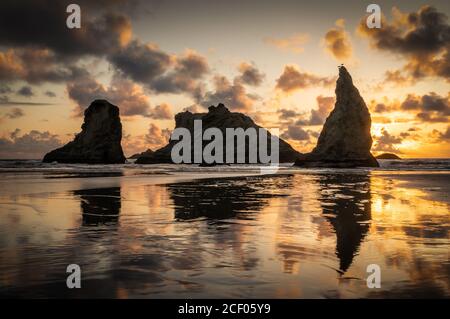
[73,187,121,225]
[0,170,448,298]
[318,174,371,273]
[168,175,293,220]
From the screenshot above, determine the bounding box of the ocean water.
[0,159,449,298]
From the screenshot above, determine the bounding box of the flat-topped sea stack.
[295,66,379,168]
[136,103,301,164]
[43,100,126,164]
[129,149,154,159]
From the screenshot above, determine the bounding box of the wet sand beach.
[0,164,449,298]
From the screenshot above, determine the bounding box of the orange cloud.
[323,19,353,60]
[275,65,335,93]
[264,33,309,54]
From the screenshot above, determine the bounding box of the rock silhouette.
[43,100,126,164]
[129,149,154,159]
[376,153,401,160]
[136,103,301,164]
[295,66,379,168]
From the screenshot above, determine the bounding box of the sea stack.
[136,103,301,164]
[43,100,126,164]
[295,66,379,168]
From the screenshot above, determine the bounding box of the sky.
[0,0,449,159]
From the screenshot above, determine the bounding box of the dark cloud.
[401,92,450,122]
[373,103,389,113]
[110,40,172,84]
[278,108,301,121]
[276,65,335,93]
[0,128,63,159]
[358,6,450,82]
[201,75,257,111]
[67,74,108,111]
[0,1,133,58]
[236,62,265,86]
[296,95,335,125]
[151,103,173,120]
[0,1,160,88]
[384,69,415,86]
[369,92,450,123]
[17,85,33,97]
[67,72,172,119]
[0,48,88,84]
[0,0,211,106]
[323,19,352,60]
[150,50,209,99]
[281,125,310,141]
[373,128,404,153]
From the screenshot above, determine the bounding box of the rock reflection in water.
[168,175,293,220]
[319,173,371,273]
[73,187,121,225]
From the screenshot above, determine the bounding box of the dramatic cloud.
[296,95,335,125]
[401,92,450,122]
[276,65,335,93]
[264,33,309,54]
[145,123,171,149]
[368,92,450,124]
[111,40,172,84]
[0,0,205,101]
[0,48,88,84]
[122,122,172,156]
[0,1,133,58]
[66,75,108,110]
[384,69,415,86]
[151,103,173,120]
[150,50,209,99]
[0,0,211,109]
[236,62,265,86]
[67,72,172,119]
[373,128,405,153]
[202,75,258,111]
[358,6,450,82]
[323,19,353,60]
[17,86,34,97]
[281,125,310,141]
[278,108,301,121]
[0,128,63,159]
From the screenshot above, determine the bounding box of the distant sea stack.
[376,153,402,160]
[136,103,301,164]
[295,66,379,168]
[43,100,126,164]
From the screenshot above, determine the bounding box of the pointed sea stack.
[294,66,379,168]
[43,100,126,164]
